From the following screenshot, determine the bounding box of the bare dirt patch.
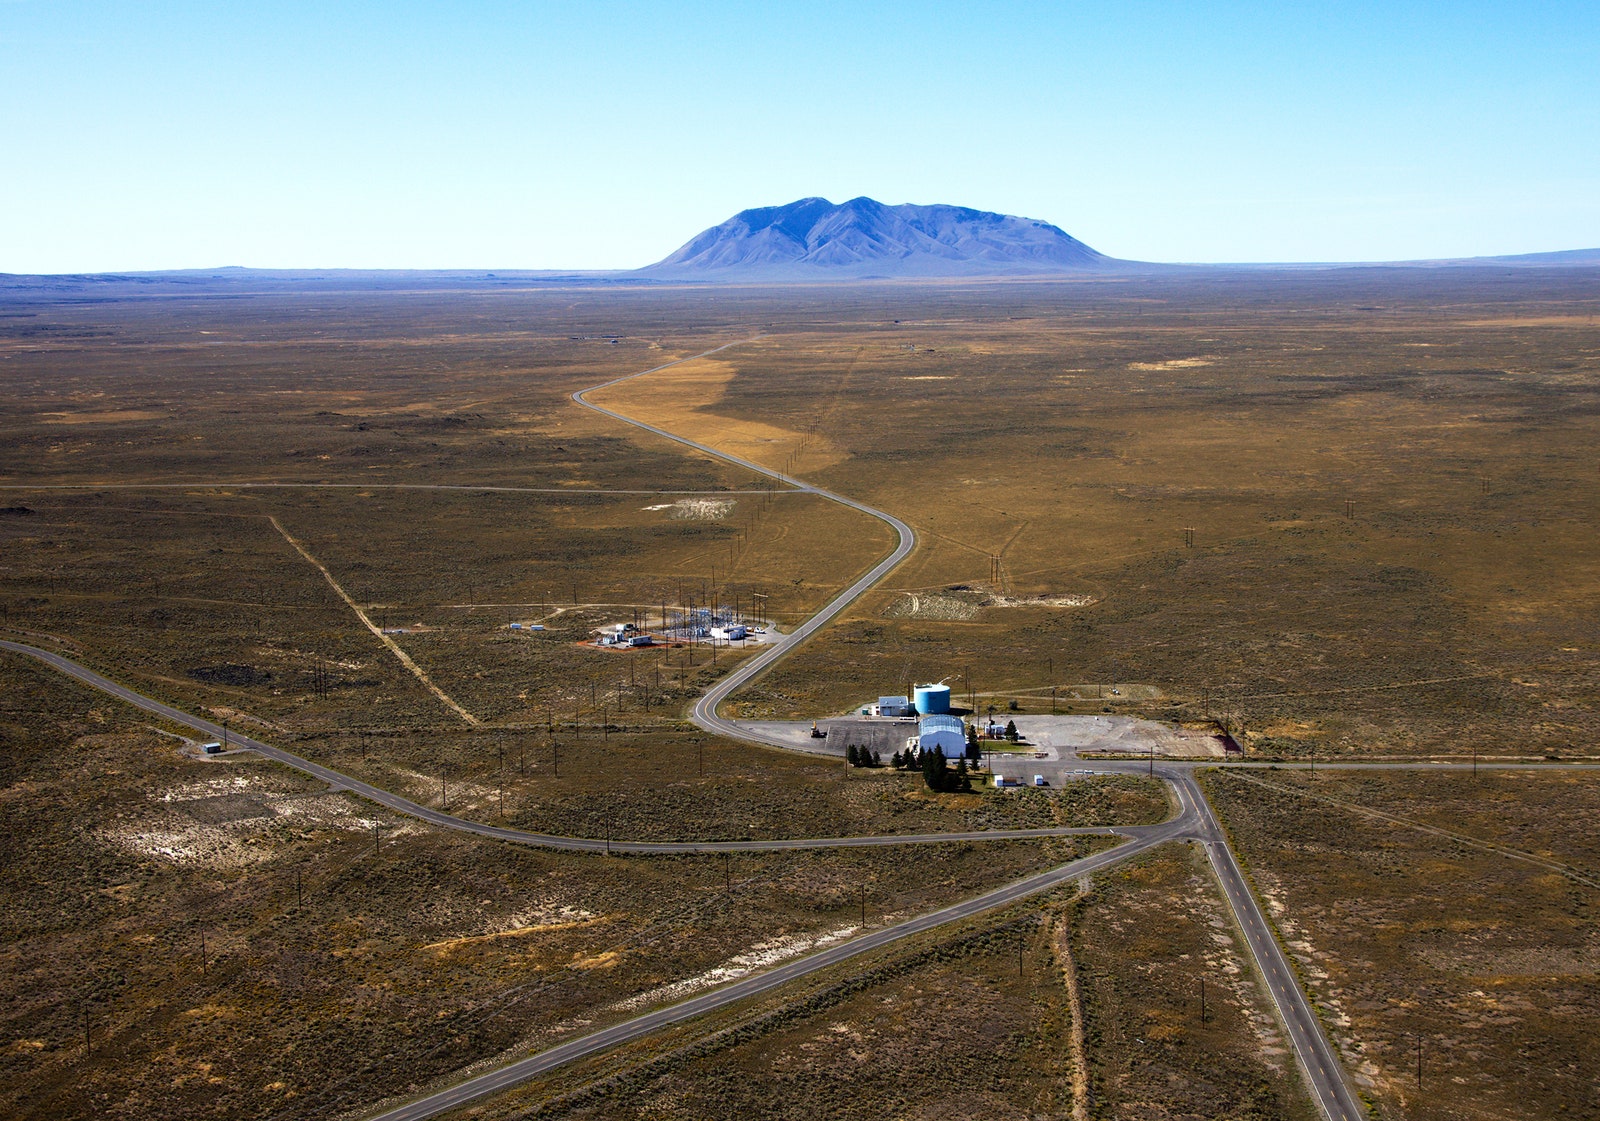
[641,497,735,520]
[1127,357,1215,370]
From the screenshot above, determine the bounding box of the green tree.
[965,722,980,760]
[846,744,860,767]
[890,750,903,769]
[1005,720,1019,743]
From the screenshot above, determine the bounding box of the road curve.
[574,349,1366,1121]
[6,342,1364,1121]
[567,342,917,747]
[0,639,1128,854]
[2,624,1370,1121]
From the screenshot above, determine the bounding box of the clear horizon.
[3,1,1597,273]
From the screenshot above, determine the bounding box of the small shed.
[877,696,910,717]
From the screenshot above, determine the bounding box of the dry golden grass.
[588,355,847,475]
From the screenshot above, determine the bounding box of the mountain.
[639,197,1113,280]
[1424,247,1600,267]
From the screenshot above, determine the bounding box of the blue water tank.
[914,683,951,714]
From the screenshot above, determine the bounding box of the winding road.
[571,342,918,750]
[0,639,1126,856]
[2,341,1370,1121]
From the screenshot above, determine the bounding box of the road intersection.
[0,340,1438,1121]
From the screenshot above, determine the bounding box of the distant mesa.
[639,196,1115,280]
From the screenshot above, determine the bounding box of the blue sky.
[2,1,1597,271]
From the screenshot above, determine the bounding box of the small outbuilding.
[876,696,911,718]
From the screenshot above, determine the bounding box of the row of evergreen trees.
[889,746,974,793]
[844,745,882,767]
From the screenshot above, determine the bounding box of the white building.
[876,695,910,717]
[917,714,967,756]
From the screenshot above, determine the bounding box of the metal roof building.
[917,714,966,755]
[877,695,911,717]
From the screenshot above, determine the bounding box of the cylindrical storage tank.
[914,683,951,715]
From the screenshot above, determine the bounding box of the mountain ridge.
[639,196,1113,279]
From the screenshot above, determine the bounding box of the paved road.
[0,482,789,496]
[0,639,1130,855]
[567,342,918,751]
[0,636,1206,1121]
[1173,770,1366,1121]
[363,820,1192,1121]
[569,347,1367,1121]
[1,341,1398,1121]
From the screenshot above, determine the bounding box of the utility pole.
[295,867,302,908]
[373,822,381,853]
[1416,1034,1423,1090]
[724,852,730,892]
[859,884,866,927]
[82,999,91,1055]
